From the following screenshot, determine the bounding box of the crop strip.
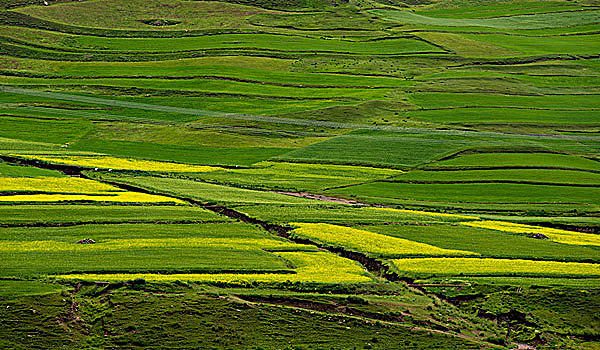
[377,179,600,187]
[0,220,229,228]
[4,155,408,282]
[6,86,598,146]
[0,71,399,89]
[421,166,600,174]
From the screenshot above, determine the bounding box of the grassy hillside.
[1,0,599,348]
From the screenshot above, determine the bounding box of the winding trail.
[3,86,599,143]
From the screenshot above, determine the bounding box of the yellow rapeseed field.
[0,176,118,194]
[461,220,600,246]
[0,192,184,203]
[0,238,314,252]
[366,207,479,220]
[11,154,222,173]
[0,175,183,203]
[392,257,600,276]
[55,251,373,284]
[290,222,477,257]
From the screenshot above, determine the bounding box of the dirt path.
[272,191,369,205]
[5,86,597,141]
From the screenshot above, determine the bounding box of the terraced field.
[1,0,599,349]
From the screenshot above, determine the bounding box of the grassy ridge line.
[415,3,595,19]
[373,9,600,31]
[0,29,435,54]
[1,105,169,124]
[408,28,600,39]
[6,86,598,142]
[0,72,404,90]
[0,11,277,38]
[0,40,447,63]
[0,36,445,57]
[0,77,389,100]
[0,85,459,131]
[0,57,408,87]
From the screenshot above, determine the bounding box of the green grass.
[447,61,599,76]
[83,121,327,149]
[0,91,351,120]
[15,0,334,29]
[459,276,600,288]
[0,280,66,299]
[416,1,587,18]
[276,129,599,168]
[0,76,391,100]
[0,161,65,177]
[0,289,485,349]
[0,222,305,277]
[372,9,600,30]
[189,161,401,192]
[237,204,475,224]
[514,74,600,88]
[413,32,520,57]
[462,33,600,56]
[95,174,326,205]
[578,58,600,72]
[390,169,600,185]
[455,286,600,340]
[1,27,440,55]
[276,132,467,168]
[1,55,409,88]
[1,0,600,348]
[404,108,598,125]
[363,223,600,262]
[326,182,600,209]
[70,139,289,166]
[0,222,281,241]
[0,136,64,153]
[15,0,264,30]
[429,152,600,171]
[409,93,600,111]
[0,205,230,225]
[0,115,94,145]
[478,214,600,229]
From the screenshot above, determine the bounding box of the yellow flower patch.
[0,176,117,194]
[290,222,477,257]
[54,251,373,284]
[461,220,600,246]
[392,257,600,277]
[11,154,222,173]
[0,192,184,204]
[0,238,313,252]
[0,176,183,203]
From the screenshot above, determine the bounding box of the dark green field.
[1,0,599,348]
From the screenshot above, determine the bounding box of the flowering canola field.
[290,222,477,257]
[461,220,600,246]
[0,176,183,204]
[392,257,600,277]
[56,251,373,284]
[11,154,223,173]
[0,238,317,253]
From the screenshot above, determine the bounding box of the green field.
[363,223,600,262]
[0,205,230,225]
[1,0,599,348]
